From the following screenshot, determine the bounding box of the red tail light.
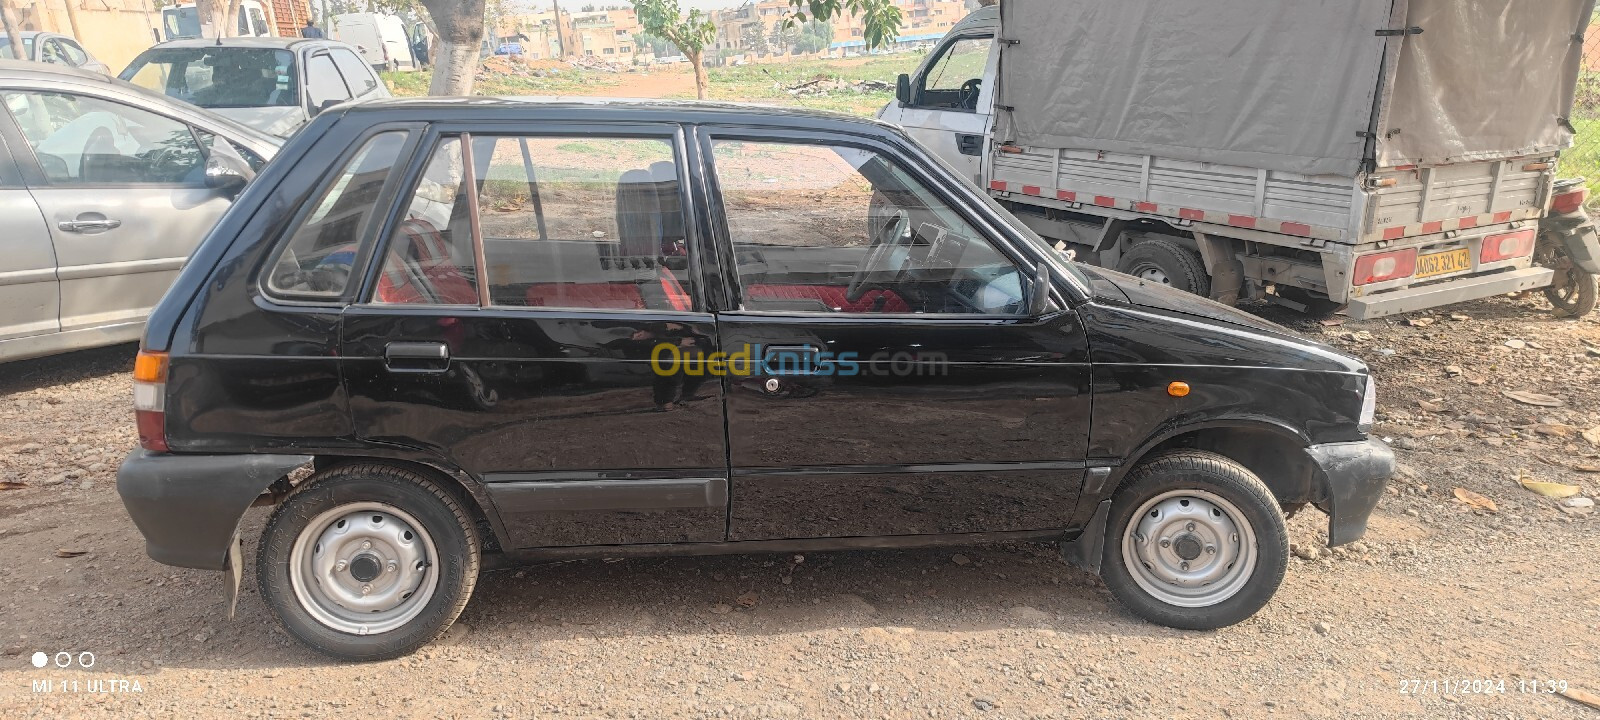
[1353,248,1417,286]
[1479,229,1536,264]
[133,351,169,453]
[1552,186,1587,215]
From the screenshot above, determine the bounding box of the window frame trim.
[353,122,710,316]
[697,125,1070,321]
[909,32,995,113]
[256,124,422,307]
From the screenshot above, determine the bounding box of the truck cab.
[877,5,998,189]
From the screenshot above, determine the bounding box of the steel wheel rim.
[1133,265,1171,285]
[288,501,439,635]
[1121,489,1257,608]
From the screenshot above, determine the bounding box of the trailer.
[878,0,1600,317]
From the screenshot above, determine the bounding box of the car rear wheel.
[257,464,479,661]
[1100,450,1288,630]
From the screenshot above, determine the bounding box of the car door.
[1,89,233,333]
[893,33,998,188]
[329,47,386,100]
[700,127,1092,541]
[333,123,730,549]
[0,124,60,346]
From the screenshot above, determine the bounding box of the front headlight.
[1358,376,1377,434]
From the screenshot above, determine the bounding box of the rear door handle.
[58,218,122,233]
[384,342,450,373]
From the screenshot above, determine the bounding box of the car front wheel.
[1099,450,1288,630]
[257,463,480,661]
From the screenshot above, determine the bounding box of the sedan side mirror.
[204,149,253,196]
[1029,260,1053,316]
[896,73,912,106]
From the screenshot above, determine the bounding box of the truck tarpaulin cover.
[997,0,1589,178]
[997,0,1392,178]
[1375,0,1590,169]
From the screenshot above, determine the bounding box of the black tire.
[1537,233,1598,317]
[1099,450,1288,630]
[1275,286,1347,318]
[257,463,480,661]
[1116,237,1211,297]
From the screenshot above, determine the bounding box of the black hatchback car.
[117,98,1393,660]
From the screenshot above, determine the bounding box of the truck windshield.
[122,48,298,108]
[161,7,201,40]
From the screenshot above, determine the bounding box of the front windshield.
[0,37,35,60]
[121,48,298,108]
[162,7,201,39]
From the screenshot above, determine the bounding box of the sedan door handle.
[58,218,122,233]
[384,342,450,373]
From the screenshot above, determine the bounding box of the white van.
[330,13,415,72]
[160,1,273,41]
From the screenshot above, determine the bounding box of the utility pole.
[1,0,23,59]
[551,0,566,58]
[61,0,84,41]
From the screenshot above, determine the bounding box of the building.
[830,0,968,52]
[708,0,971,60]
[9,0,313,71]
[500,6,642,63]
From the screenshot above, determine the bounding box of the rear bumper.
[1346,267,1553,320]
[1307,439,1394,546]
[116,450,311,570]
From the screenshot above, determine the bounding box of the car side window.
[265,131,408,299]
[373,134,692,311]
[305,53,351,107]
[330,48,378,96]
[1,91,206,185]
[38,40,68,64]
[60,40,89,66]
[712,139,1030,316]
[916,35,992,111]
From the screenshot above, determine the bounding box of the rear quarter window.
[263,130,408,300]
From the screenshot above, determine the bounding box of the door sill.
[497,528,1076,564]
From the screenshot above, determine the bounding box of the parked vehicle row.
[0,31,109,75]
[0,61,280,362]
[115,98,1392,660]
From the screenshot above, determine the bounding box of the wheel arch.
[1107,419,1321,508]
[310,454,509,554]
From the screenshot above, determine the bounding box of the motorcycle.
[1535,177,1600,317]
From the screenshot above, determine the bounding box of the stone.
[950,554,971,566]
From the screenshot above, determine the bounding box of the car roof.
[148,37,322,50]
[0,59,281,151]
[341,96,904,136]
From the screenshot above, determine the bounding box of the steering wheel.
[958,78,983,110]
[846,213,913,304]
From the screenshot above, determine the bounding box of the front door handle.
[956,133,984,157]
[58,218,122,233]
[384,342,450,373]
[762,344,822,375]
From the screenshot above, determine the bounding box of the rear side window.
[265,131,407,300]
[330,49,378,95]
[306,54,351,106]
[372,134,691,311]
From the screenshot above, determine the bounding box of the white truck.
[880,0,1599,317]
[161,1,274,41]
[330,12,416,72]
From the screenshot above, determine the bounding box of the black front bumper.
[116,450,311,570]
[1306,439,1394,546]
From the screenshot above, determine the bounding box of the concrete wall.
[15,0,162,74]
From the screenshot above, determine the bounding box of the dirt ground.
[1,292,1598,719]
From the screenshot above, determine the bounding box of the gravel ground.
[0,293,1597,719]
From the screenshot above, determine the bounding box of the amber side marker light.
[133,350,169,453]
[1167,381,1191,397]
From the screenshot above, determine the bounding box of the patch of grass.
[383,67,623,98]
[1562,115,1600,200]
[694,53,928,116]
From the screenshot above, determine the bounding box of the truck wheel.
[1100,451,1288,630]
[1116,238,1211,297]
[257,463,480,661]
[1536,234,1598,317]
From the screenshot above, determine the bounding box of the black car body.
[116,99,1393,660]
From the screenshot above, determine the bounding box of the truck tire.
[1099,450,1288,630]
[257,463,480,661]
[1537,233,1598,317]
[1116,238,1211,297]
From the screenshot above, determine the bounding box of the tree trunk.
[420,0,486,96]
[195,0,225,38]
[0,0,22,63]
[688,49,707,100]
[224,0,244,36]
[60,0,84,41]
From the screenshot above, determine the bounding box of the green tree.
[783,0,900,50]
[740,22,769,57]
[631,0,717,99]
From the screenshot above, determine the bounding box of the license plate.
[1415,248,1472,279]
